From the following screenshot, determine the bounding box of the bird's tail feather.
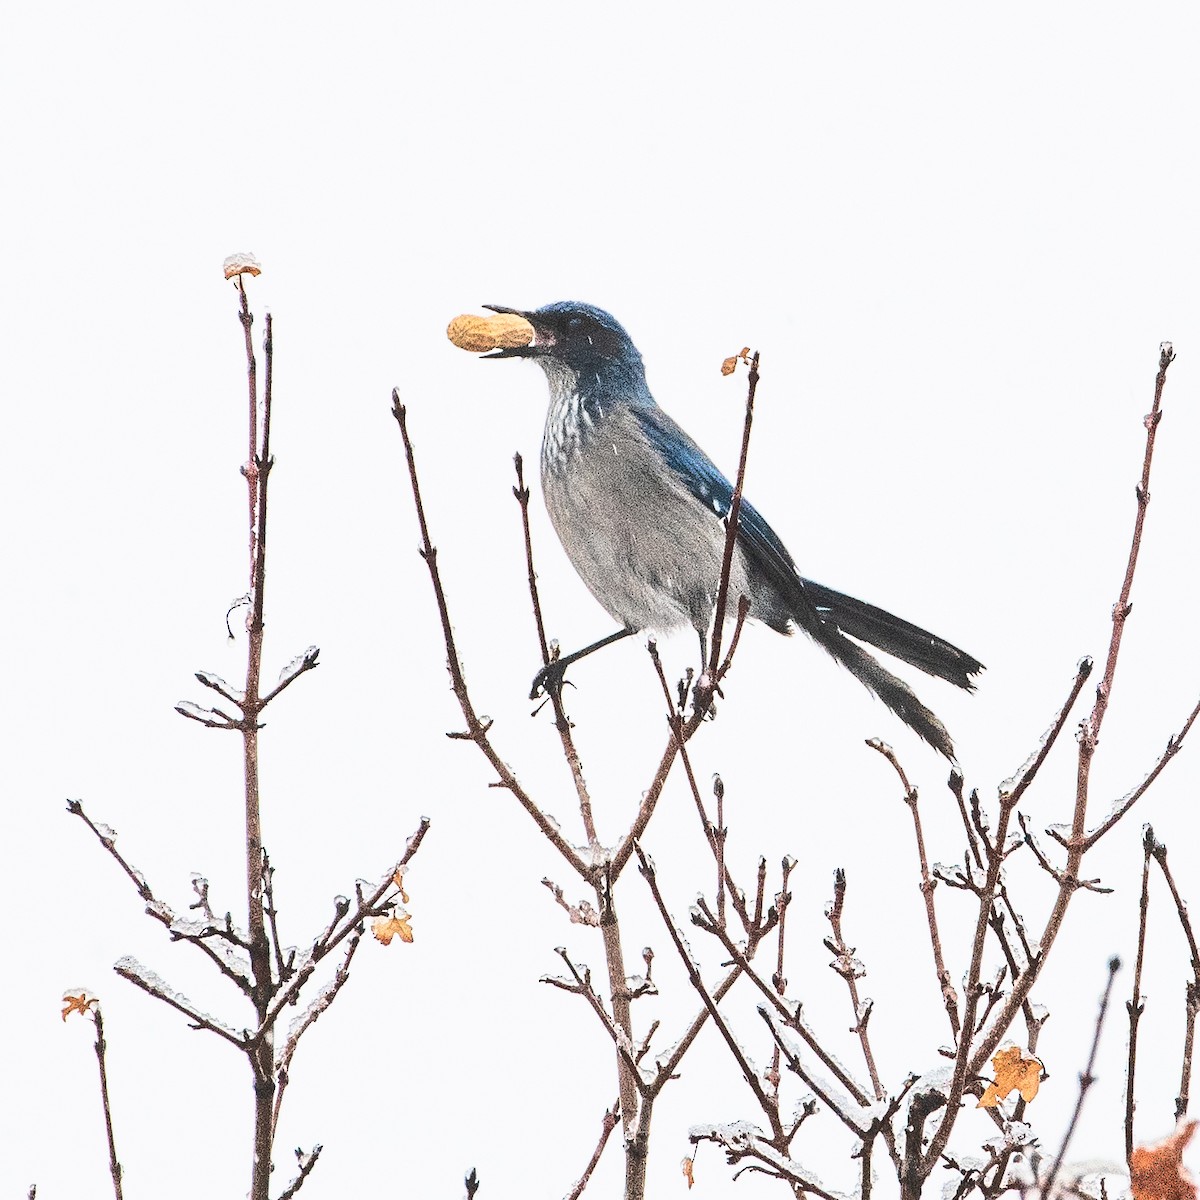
[804,618,958,760]
[801,579,983,690]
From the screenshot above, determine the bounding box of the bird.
[476,300,982,759]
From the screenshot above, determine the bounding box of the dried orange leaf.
[372,911,414,945]
[223,252,262,279]
[1131,1120,1198,1200]
[681,1157,695,1188]
[61,990,97,1021]
[978,1045,1042,1108]
[721,348,753,376]
[447,312,534,353]
[392,868,409,904]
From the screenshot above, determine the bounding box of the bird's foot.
[530,659,574,705]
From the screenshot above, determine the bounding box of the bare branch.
[113,956,247,1047]
[392,394,588,877]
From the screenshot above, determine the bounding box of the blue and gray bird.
[479,301,982,759]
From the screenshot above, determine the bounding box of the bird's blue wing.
[631,405,809,603]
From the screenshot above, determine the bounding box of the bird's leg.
[530,628,634,701]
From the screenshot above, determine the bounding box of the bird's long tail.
[801,579,983,690]
[801,618,960,759]
[778,580,983,761]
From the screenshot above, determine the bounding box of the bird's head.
[481,301,644,381]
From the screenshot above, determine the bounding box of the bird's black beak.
[480,304,550,358]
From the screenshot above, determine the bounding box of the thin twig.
[270,930,365,1141]
[646,647,743,928]
[275,1145,323,1200]
[113,959,247,1047]
[692,895,871,1107]
[869,740,961,1040]
[715,775,728,927]
[1088,345,1173,741]
[564,1103,621,1200]
[921,769,1021,1182]
[68,800,152,900]
[255,825,429,1037]
[948,772,1042,1022]
[1148,837,1200,1120]
[706,352,760,678]
[824,868,885,1100]
[392,395,587,876]
[1086,694,1200,847]
[1148,835,1200,973]
[691,1119,843,1200]
[91,1006,124,1200]
[512,453,550,661]
[609,611,754,880]
[512,453,597,844]
[262,851,288,988]
[1180,984,1200,1123]
[758,1008,870,1140]
[1001,656,1095,811]
[637,844,783,1142]
[1126,826,1155,1160]
[258,646,320,709]
[1039,957,1121,1199]
[544,948,646,1094]
[65,818,256,991]
[770,855,795,1106]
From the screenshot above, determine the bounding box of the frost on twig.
[689,1120,847,1198]
[113,956,249,1045]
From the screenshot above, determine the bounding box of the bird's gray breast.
[539,383,741,636]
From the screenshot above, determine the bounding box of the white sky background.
[3,4,1200,1197]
